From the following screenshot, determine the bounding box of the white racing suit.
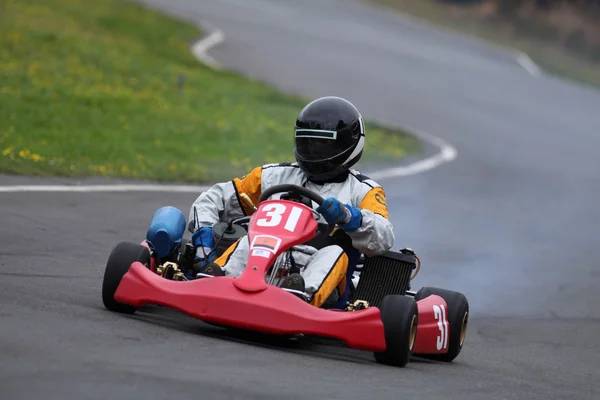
[189,162,395,307]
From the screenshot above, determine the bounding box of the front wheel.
[414,287,469,362]
[374,295,418,367]
[102,241,151,314]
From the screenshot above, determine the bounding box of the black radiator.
[350,250,416,308]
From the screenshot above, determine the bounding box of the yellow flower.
[30,153,45,162]
[18,148,31,158]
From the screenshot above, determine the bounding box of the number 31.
[256,203,303,232]
[433,304,449,351]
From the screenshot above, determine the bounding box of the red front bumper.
[114,262,388,352]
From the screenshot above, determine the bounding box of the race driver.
[189,96,395,308]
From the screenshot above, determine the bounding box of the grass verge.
[0,0,420,183]
[367,0,600,88]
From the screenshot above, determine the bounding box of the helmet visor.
[294,129,357,162]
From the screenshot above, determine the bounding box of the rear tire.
[414,287,469,362]
[374,295,418,367]
[102,241,151,314]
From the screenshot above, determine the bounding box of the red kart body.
[113,199,453,356]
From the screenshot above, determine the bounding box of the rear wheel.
[374,295,418,367]
[102,241,151,314]
[414,287,469,362]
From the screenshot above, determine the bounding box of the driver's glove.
[192,226,216,266]
[317,197,363,232]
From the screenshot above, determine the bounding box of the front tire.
[374,295,418,367]
[102,241,151,314]
[414,287,469,362]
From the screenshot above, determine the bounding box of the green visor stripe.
[294,129,337,140]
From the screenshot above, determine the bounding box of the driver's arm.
[347,187,395,257]
[188,166,262,231]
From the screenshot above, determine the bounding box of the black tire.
[102,241,151,314]
[414,287,469,362]
[374,295,418,367]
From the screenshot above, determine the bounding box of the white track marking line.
[368,124,457,181]
[191,24,224,69]
[0,22,457,193]
[0,184,211,193]
[514,51,543,77]
[0,126,457,192]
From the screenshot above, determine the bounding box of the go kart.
[102,184,469,367]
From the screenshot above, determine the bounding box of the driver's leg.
[299,245,348,307]
[200,236,249,277]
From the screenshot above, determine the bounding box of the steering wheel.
[229,186,325,232]
[257,184,333,234]
[257,184,324,207]
[257,184,346,247]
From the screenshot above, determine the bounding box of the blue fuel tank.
[146,206,186,258]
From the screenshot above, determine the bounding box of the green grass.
[0,0,420,183]
[368,0,600,88]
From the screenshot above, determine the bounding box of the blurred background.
[1,0,599,399]
[374,0,600,85]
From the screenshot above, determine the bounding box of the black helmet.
[294,96,365,182]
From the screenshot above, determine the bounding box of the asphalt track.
[2,0,600,399]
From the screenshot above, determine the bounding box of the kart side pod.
[413,294,454,356]
[146,206,186,258]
